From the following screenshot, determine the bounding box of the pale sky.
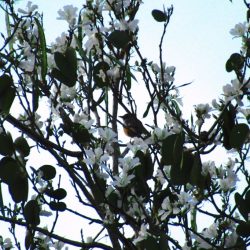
[0,0,245,112]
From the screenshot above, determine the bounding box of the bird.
[119,113,149,138]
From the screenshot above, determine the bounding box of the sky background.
[0,0,247,248]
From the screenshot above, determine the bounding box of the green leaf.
[161,134,183,165]
[0,133,14,156]
[170,151,194,185]
[125,66,132,90]
[32,80,40,112]
[152,9,167,22]
[230,123,249,149]
[34,17,47,82]
[38,165,56,181]
[65,47,77,73]
[225,53,244,72]
[107,30,131,49]
[0,74,15,114]
[14,136,30,157]
[24,200,40,226]
[143,101,151,118]
[49,201,67,212]
[236,221,250,237]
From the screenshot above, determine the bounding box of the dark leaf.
[235,193,249,221]
[107,30,131,49]
[39,165,56,181]
[53,47,77,87]
[14,136,30,157]
[248,9,250,22]
[225,53,244,72]
[9,172,28,203]
[46,188,67,200]
[230,123,249,149]
[221,104,236,150]
[49,201,67,212]
[0,133,14,156]
[72,123,91,144]
[24,200,40,226]
[159,233,169,250]
[161,133,184,166]
[236,221,250,237]
[152,9,167,22]
[0,157,20,185]
[170,151,194,185]
[0,74,15,114]
[138,236,160,250]
[135,151,154,180]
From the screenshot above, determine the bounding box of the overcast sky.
[0,0,246,113]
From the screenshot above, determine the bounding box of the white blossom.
[1,237,13,249]
[73,112,94,130]
[19,55,35,72]
[224,231,238,248]
[85,237,93,243]
[84,28,100,53]
[119,156,140,171]
[104,0,130,12]
[112,172,135,187]
[133,224,150,245]
[195,103,212,120]
[57,5,78,28]
[177,191,197,209]
[107,66,121,81]
[152,127,171,141]
[159,197,180,220]
[84,148,109,165]
[98,127,117,142]
[230,22,248,37]
[202,160,216,177]
[155,165,171,185]
[115,19,139,32]
[152,62,175,84]
[18,1,38,15]
[60,84,76,101]
[222,79,243,103]
[127,137,148,154]
[219,158,239,192]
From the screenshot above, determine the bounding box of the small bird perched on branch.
[120,113,150,138]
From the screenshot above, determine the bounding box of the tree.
[0,0,249,249]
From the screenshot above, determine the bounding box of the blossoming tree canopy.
[0,1,250,250]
